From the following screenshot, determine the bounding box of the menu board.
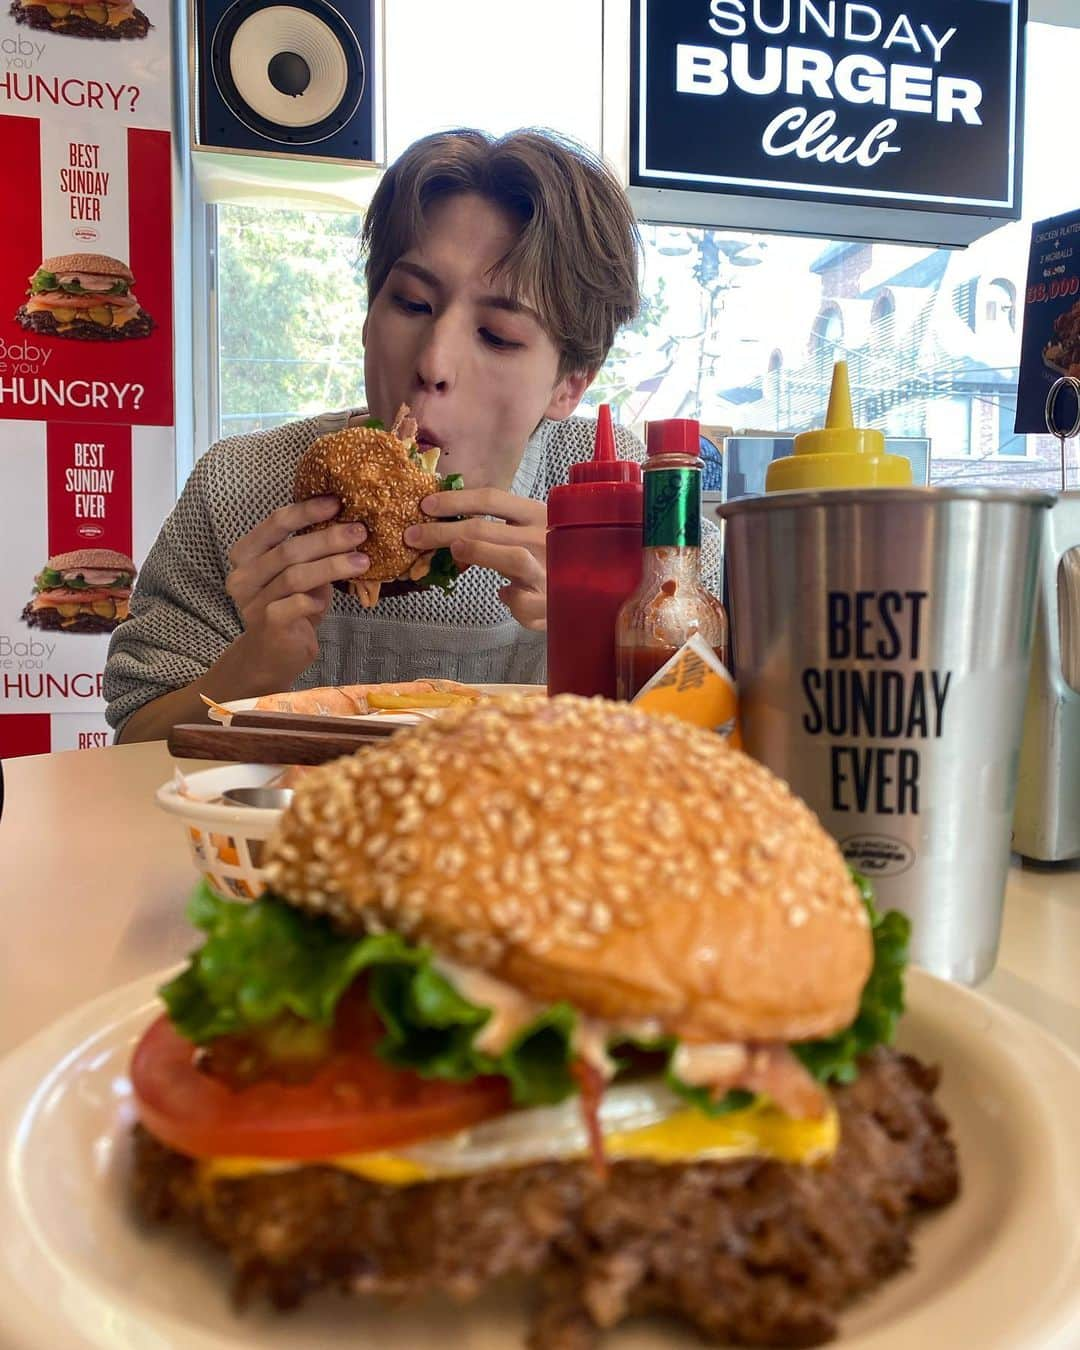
[1015,206,1080,436]
[0,0,175,758]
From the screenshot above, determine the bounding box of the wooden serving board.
[167,720,400,765]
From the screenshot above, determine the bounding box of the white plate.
[209,683,545,728]
[1,969,1079,1350]
[209,696,425,728]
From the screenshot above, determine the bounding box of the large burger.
[9,0,149,39]
[16,255,154,340]
[22,547,135,632]
[131,697,958,1347]
[292,404,462,608]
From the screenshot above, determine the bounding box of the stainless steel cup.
[718,487,1054,984]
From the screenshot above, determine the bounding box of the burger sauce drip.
[572,1059,609,1180]
[615,422,728,701]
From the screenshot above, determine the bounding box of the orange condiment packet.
[631,634,741,745]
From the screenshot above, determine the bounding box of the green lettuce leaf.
[34,569,131,592]
[611,1030,756,1118]
[411,475,464,594]
[160,884,421,1041]
[361,416,385,430]
[29,267,128,297]
[668,1081,757,1117]
[371,963,576,1104]
[415,546,459,594]
[793,874,910,1085]
[490,1003,577,1104]
[161,885,575,1106]
[29,269,57,294]
[162,872,909,1116]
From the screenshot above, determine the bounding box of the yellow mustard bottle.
[765,360,912,491]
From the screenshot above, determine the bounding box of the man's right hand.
[224,496,369,690]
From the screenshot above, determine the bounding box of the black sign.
[1015,206,1080,436]
[631,0,1024,220]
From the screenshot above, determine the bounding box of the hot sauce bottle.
[615,418,728,700]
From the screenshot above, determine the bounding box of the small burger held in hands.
[16,255,154,341]
[22,548,136,633]
[131,697,958,1348]
[9,0,150,39]
[292,404,463,608]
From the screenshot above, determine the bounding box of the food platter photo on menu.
[1044,298,1080,378]
[20,546,136,633]
[8,0,150,40]
[16,253,154,342]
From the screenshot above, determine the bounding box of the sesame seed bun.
[293,424,440,585]
[38,254,134,281]
[263,696,873,1045]
[45,548,136,572]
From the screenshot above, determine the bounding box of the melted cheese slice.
[25,298,140,325]
[21,0,135,19]
[197,1103,838,1188]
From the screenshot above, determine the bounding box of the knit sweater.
[103,410,723,733]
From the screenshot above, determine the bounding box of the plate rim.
[0,966,1079,1350]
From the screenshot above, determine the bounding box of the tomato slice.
[131,1015,513,1160]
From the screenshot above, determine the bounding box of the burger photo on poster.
[21,546,136,634]
[8,0,149,40]
[16,254,154,342]
[129,695,958,1348]
[293,404,466,609]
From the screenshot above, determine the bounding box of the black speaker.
[191,0,378,163]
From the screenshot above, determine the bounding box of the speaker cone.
[210,0,365,145]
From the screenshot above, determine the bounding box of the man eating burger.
[104,128,722,743]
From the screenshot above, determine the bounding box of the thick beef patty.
[21,602,124,634]
[15,306,154,341]
[132,1048,958,1349]
[9,1,150,37]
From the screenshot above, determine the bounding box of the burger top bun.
[292,422,440,584]
[38,254,134,282]
[46,548,136,572]
[264,696,873,1045]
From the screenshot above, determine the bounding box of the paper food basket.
[156,764,290,899]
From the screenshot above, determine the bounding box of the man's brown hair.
[362,128,641,378]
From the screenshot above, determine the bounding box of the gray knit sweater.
[103,410,723,733]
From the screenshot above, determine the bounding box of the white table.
[1,742,1078,1058]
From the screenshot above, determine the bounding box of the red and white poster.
[0,116,173,427]
[0,421,175,712]
[0,0,176,758]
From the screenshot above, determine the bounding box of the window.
[927,397,974,460]
[985,279,1018,332]
[212,21,1078,489]
[216,206,367,437]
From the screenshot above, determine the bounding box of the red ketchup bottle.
[546,405,644,699]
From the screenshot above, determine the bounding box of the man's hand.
[404,488,547,631]
[224,496,370,689]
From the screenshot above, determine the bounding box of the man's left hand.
[404,488,547,631]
